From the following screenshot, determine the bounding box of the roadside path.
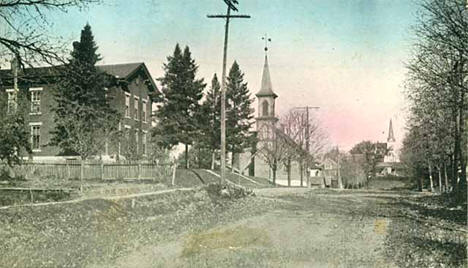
[0,187,194,210]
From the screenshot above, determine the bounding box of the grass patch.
[182,225,271,257]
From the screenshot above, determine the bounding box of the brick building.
[0,62,157,161]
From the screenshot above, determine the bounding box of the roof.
[98,62,144,79]
[256,55,277,98]
[1,62,144,80]
[0,62,157,91]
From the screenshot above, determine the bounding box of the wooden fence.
[4,161,174,181]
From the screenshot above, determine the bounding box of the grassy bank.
[0,185,275,268]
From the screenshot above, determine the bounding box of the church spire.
[256,53,277,98]
[387,119,395,143]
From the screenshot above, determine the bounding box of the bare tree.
[257,124,296,185]
[404,0,467,197]
[0,0,100,67]
[280,110,328,186]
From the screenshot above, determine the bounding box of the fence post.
[66,162,70,180]
[138,163,141,180]
[171,163,177,186]
[101,162,104,180]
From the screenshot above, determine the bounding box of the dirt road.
[1,184,465,267]
[104,187,466,268]
[110,190,392,267]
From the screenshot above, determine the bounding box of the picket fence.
[6,160,174,181]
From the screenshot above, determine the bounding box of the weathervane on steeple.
[262,33,271,53]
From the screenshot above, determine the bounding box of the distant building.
[380,119,400,175]
[384,119,397,163]
[0,62,157,161]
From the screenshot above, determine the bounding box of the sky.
[39,0,421,151]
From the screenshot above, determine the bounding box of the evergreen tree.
[0,89,31,167]
[199,74,221,169]
[153,44,205,168]
[51,24,120,161]
[226,61,254,163]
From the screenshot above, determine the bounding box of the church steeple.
[256,37,278,141]
[387,119,395,143]
[256,55,278,98]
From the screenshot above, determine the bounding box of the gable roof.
[99,62,158,92]
[98,62,143,79]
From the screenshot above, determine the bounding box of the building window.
[134,97,139,120]
[142,132,147,155]
[125,93,130,118]
[7,90,17,114]
[30,90,41,114]
[262,100,269,116]
[142,99,147,122]
[30,124,41,152]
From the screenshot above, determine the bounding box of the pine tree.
[199,74,221,169]
[51,24,120,161]
[0,90,31,167]
[153,44,205,168]
[226,61,254,165]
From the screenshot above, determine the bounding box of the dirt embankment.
[0,186,275,268]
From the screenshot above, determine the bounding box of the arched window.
[262,100,269,116]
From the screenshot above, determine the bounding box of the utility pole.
[207,0,250,184]
[336,146,343,189]
[8,57,19,114]
[292,106,319,187]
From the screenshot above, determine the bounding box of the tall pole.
[305,107,310,188]
[337,146,343,189]
[208,1,250,184]
[219,5,230,184]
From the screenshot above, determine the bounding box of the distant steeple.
[256,54,278,98]
[387,119,395,143]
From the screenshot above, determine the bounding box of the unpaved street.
[1,186,466,267]
[102,188,466,267]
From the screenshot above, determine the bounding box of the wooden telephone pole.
[207,0,250,184]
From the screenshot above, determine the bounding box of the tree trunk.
[272,167,277,186]
[80,160,84,181]
[452,110,460,193]
[418,175,424,192]
[457,99,466,195]
[300,160,303,187]
[272,159,277,185]
[185,144,189,169]
[428,164,434,192]
[337,155,343,189]
[438,166,442,193]
[80,159,85,192]
[444,163,449,192]
[231,152,235,172]
[287,157,291,187]
[211,150,215,170]
[450,154,457,191]
[198,146,201,168]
